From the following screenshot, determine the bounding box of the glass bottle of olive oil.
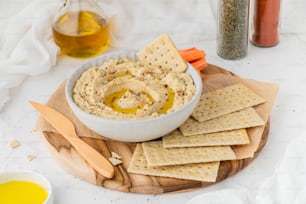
[52,0,110,58]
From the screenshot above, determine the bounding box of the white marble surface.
[1,0,306,203]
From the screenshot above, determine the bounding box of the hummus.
[72,58,196,120]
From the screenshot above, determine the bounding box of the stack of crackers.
[126,34,267,182]
[128,83,266,182]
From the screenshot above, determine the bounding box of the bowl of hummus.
[65,50,202,142]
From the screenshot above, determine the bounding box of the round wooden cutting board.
[42,64,270,194]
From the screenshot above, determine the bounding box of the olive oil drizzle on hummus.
[159,88,175,114]
[103,87,176,115]
[108,71,133,81]
[104,89,155,114]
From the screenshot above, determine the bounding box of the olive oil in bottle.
[52,1,110,58]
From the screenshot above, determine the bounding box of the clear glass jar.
[217,0,250,60]
[52,0,110,58]
[251,0,281,47]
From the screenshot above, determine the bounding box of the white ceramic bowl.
[65,50,202,142]
[0,171,53,204]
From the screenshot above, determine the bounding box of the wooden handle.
[68,136,114,179]
[29,101,114,179]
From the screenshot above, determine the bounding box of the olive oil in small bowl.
[0,171,53,204]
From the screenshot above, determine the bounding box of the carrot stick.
[179,47,206,62]
[191,61,205,79]
[191,58,208,72]
[179,47,197,53]
[179,47,208,77]
[179,47,205,54]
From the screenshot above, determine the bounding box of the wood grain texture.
[41,64,270,194]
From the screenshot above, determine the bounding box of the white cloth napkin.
[0,0,60,111]
[187,134,306,204]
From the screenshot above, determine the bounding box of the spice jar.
[52,0,111,58]
[251,0,281,47]
[217,0,250,60]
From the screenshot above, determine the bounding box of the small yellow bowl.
[0,171,53,204]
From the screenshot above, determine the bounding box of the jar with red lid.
[251,0,281,47]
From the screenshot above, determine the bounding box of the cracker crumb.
[9,139,21,149]
[27,155,37,161]
[108,157,122,166]
[111,151,122,159]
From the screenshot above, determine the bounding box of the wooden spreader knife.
[30,101,115,179]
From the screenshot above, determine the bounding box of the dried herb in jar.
[217,0,250,60]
